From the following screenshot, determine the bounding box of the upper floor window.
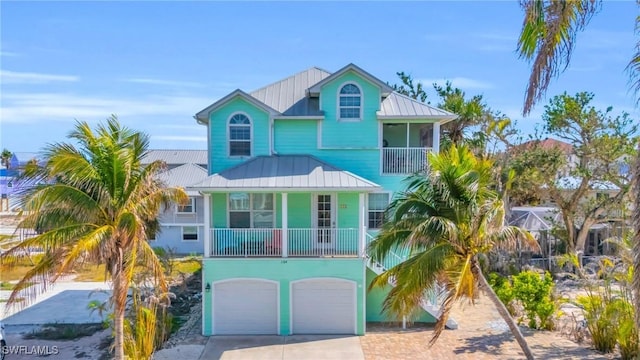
[177,197,196,214]
[229,113,251,157]
[339,83,361,120]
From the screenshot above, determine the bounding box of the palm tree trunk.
[112,267,126,360]
[633,149,640,326]
[474,262,535,360]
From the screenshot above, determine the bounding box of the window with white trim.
[177,197,196,213]
[229,193,274,228]
[229,113,251,156]
[368,193,389,229]
[182,226,198,241]
[339,84,361,120]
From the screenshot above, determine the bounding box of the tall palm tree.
[368,145,537,360]
[517,0,640,326]
[1,148,12,169]
[0,116,188,360]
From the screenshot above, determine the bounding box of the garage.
[291,278,356,334]
[213,279,279,335]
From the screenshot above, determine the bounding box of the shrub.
[576,293,618,353]
[511,270,557,330]
[488,272,517,316]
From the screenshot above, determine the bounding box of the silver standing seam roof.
[250,67,331,116]
[142,150,208,166]
[378,93,457,119]
[157,163,208,195]
[188,155,381,192]
[195,63,457,122]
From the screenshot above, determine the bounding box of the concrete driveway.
[197,335,364,360]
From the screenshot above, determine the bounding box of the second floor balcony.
[381,122,437,175]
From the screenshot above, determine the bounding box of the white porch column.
[433,122,441,153]
[282,193,288,258]
[203,193,211,257]
[358,193,366,257]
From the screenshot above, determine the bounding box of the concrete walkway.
[191,335,365,360]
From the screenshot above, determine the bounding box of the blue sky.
[1,1,637,152]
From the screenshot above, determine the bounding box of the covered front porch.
[189,155,381,259]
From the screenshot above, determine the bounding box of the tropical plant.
[368,145,538,359]
[0,116,188,359]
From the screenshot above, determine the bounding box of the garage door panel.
[292,279,356,334]
[213,280,278,335]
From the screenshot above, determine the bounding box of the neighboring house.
[142,149,208,171]
[189,64,458,336]
[152,163,209,254]
[0,152,45,211]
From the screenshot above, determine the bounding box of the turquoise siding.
[366,268,436,323]
[209,97,271,174]
[337,193,359,228]
[202,258,366,335]
[319,72,380,149]
[274,120,318,153]
[212,193,227,227]
[287,193,311,227]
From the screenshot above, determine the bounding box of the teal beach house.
[190,64,458,336]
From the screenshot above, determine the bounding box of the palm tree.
[517,0,640,327]
[1,148,12,169]
[0,116,188,360]
[368,145,537,360]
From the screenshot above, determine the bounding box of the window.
[229,113,251,156]
[368,193,389,229]
[229,193,274,228]
[177,197,196,213]
[339,83,361,120]
[182,226,199,241]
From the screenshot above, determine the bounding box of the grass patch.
[24,323,105,341]
[73,264,108,282]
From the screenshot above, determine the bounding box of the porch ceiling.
[188,155,381,192]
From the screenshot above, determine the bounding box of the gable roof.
[378,92,457,120]
[188,155,380,192]
[307,63,394,96]
[518,138,574,154]
[250,67,331,116]
[142,150,208,166]
[194,63,454,122]
[157,163,208,195]
[195,89,280,123]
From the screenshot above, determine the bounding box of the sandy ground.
[3,326,109,360]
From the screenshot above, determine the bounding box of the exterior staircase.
[365,233,458,329]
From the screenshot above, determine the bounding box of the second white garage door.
[291,278,356,334]
[213,279,278,335]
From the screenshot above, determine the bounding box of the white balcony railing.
[382,147,431,174]
[210,228,359,257]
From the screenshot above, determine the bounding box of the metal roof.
[250,67,331,116]
[307,63,394,96]
[378,93,457,119]
[157,163,208,195]
[142,150,208,166]
[195,89,280,122]
[188,155,380,192]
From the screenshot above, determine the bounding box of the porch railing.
[382,147,431,174]
[210,228,359,257]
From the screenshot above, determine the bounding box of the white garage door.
[291,278,356,334]
[213,279,278,335]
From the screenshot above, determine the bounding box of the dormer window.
[229,113,251,157]
[338,83,361,120]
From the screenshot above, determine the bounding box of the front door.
[314,194,335,251]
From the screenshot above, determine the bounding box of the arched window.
[228,113,251,156]
[338,83,361,120]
